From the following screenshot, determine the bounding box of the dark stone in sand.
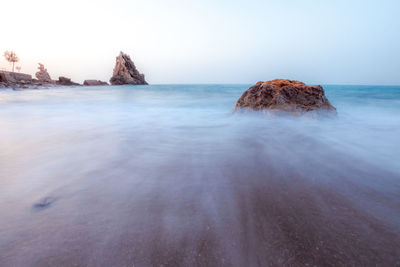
[83,80,108,86]
[33,197,55,210]
[56,76,80,86]
[235,79,335,113]
[110,51,148,85]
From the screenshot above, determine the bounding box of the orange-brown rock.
[234,79,335,113]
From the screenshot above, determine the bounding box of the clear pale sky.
[1,0,399,85]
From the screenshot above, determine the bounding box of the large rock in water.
[110,52,148,85]
[235,79,335,113]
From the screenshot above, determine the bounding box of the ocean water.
[0,84,400,266]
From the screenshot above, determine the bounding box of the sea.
[0,84,399,266]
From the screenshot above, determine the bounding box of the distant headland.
[0,51,147,89]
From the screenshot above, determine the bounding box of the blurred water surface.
[0,84,399,266]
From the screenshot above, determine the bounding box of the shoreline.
[0,70,109,90]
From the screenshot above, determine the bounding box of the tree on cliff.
[3,51,19,72]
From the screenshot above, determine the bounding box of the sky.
[0,0,399,85]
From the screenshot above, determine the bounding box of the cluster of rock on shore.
[1,51,336,113]
[0,51,147,89]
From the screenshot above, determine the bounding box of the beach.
[0,84,400,266]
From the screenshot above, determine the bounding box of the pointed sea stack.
[110,52,148,85]
[235,79,335,113]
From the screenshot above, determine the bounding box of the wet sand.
[1,135,400,267]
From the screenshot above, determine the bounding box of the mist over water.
[1,84,400,266]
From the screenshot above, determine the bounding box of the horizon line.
[146,82,400,87]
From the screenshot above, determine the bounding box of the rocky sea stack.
[110,52,148,85]
[235,79,335,113]
[35,63,51,82]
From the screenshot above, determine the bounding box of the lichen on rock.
[234,79,335,113]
